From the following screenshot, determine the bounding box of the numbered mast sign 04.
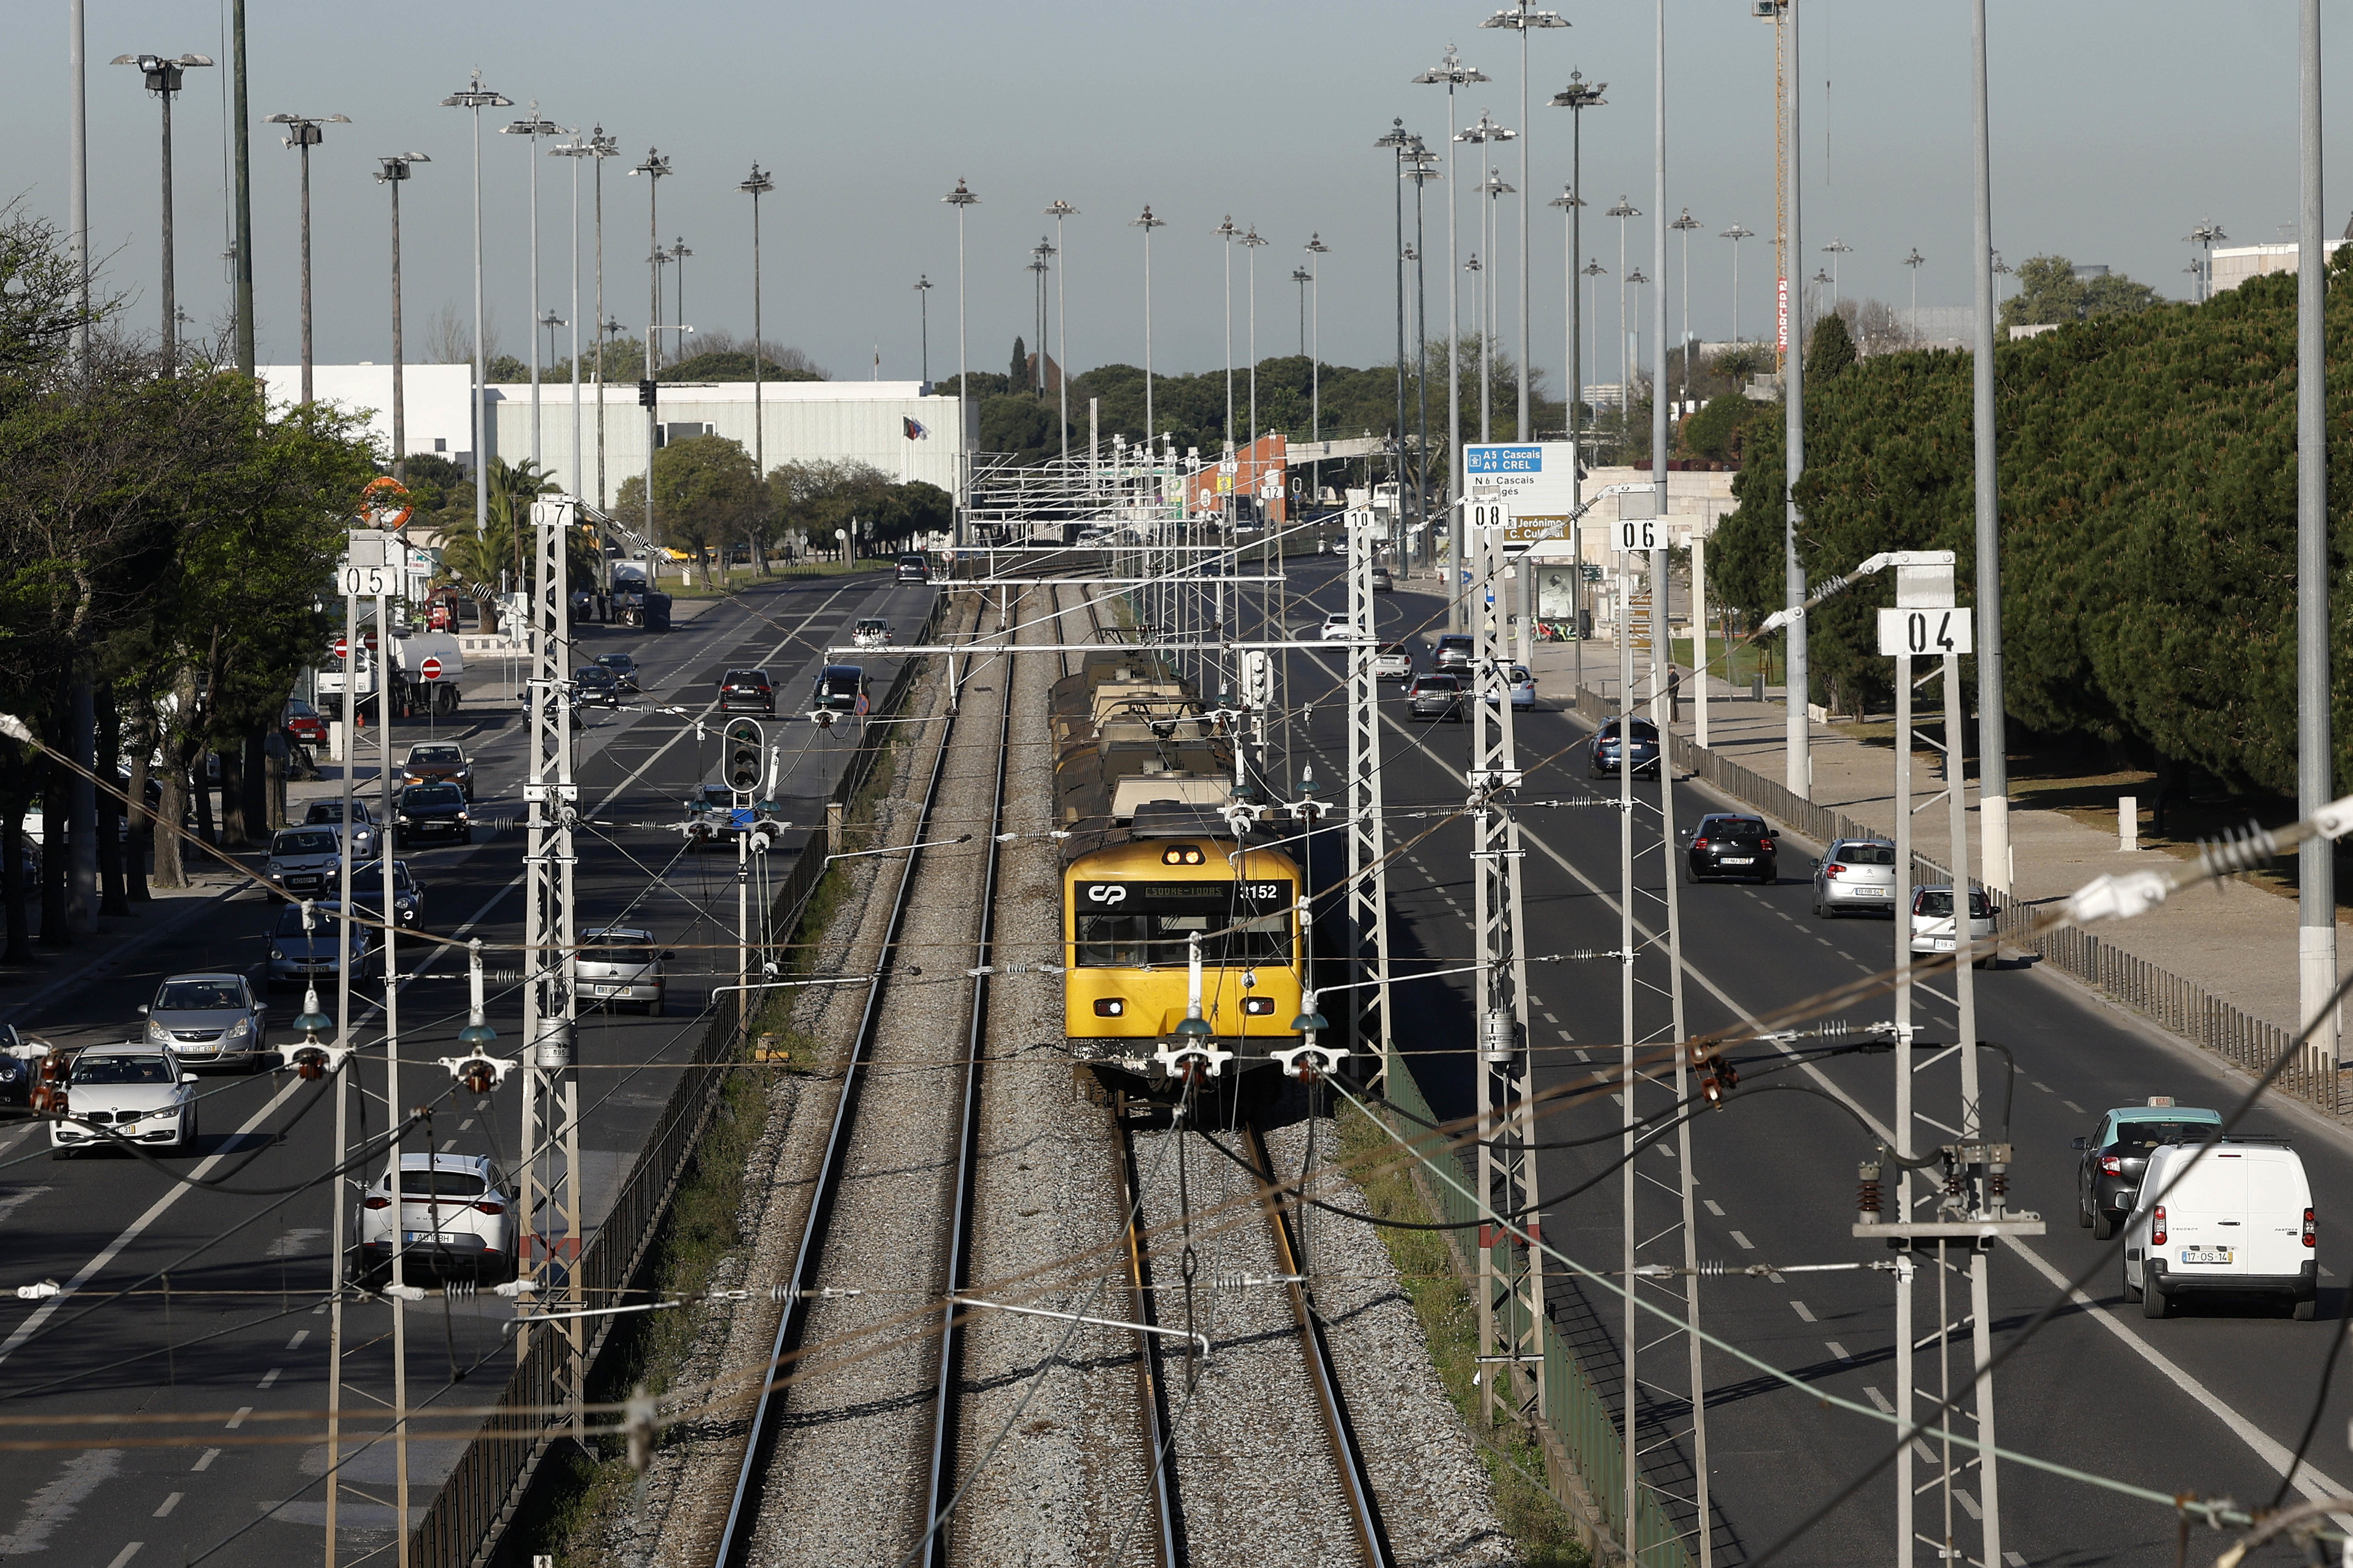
[1877,605,1975,656]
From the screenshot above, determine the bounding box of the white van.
[2124,1137,2316,1319]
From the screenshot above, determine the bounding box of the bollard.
[2119,795,2138,853]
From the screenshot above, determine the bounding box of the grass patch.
[1335,1100,1592,1566]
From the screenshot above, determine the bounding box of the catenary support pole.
[1782,1,1809,800]
[230,2,254,373]
[2298,0,2337,1097]
[1969,0,2009,896]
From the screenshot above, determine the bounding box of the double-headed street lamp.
[441,71,514,540]
[1821,235,1852,309]
[1457,109,1515,439]
[1131,204,1165,448]
[114,52,214,371]
[1480,3,1567,442]
[263,112,350,405]
[1904,246,1927,339]
[1549,68,1605,506]
[374,152,429,480]
[2185,221,2227,303]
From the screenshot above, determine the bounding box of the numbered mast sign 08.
[1877,605,1975,656]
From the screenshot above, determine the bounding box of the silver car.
[49,1046,199,1156]
[1911,885,1997,968]
[265,826,345,896]
[1811,838,1899,918]
[578,927,671,1015]
[141,972,269,1069]
[265,899,381,992]
[301,799,381,859]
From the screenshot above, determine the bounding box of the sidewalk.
[1529,633,2349,1050]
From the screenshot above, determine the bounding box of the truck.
[389,630,466,716]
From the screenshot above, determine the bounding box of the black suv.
[1684,813,1776,883]
[811,665,868,715]
[594,652,641,691]
[572,665,622,709]
[394,782,472,847]
[718,669,776,715]
[896,553,930,583]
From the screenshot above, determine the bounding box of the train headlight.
[1244,997,1275,1016]
[1092,998,1125,1018]
[1159,845,1205,866]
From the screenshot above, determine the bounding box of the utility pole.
[519,495,586,1440]
[229,1,254,374]
[1780,0,1809,799]
[375,154,429,481]
[1344,506,1394,1075]
[2298,0,2337,1098]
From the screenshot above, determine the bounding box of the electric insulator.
[292,1046,329,1082]
[460,1060,497,1095]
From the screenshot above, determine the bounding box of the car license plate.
[2181,1246,2233,1265]
[1933,938,1956,951]
[1854,886,1890,898]
[1720,856,1752,865]
[403,1232,452,1246]
[593,985,616,996]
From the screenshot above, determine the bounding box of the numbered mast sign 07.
[1877,606,1975,657]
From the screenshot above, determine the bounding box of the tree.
[1999,254,2161,331]
[1807,311,1857,382]
[1009,336,1029,395]
[613,435,762,584]
[1680,393,1768,463]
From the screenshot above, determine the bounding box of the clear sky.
[9,2,2345,398]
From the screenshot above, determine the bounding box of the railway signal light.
[724,718,764,790]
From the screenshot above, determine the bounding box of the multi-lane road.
[0,571,929,1566]
[1284,559,2353,1566]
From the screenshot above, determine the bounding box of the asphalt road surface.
[0,571,930,1566]
[1282,558,2352,1568]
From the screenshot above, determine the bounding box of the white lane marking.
[1704,1200,1725,1217]
[152,1494,181,1519]
[286,1330,309,1350]
[0,1449,123,1553]
[1862,1385,1894,1414]
[0,1186,54,1226]
[224,1408,251,1429]
[0,1077,305,1365]
[1557,1029,1576,1042]
[1542,1012,1560,1024]
[1999,1232,2350,1505]
[256,1368,281,1388]
[1954,1489,1982,1521]
[104,1544,143,1568]
[191,1449,219,1472]
[1826,1341,1853,1361]
[2063,1100,2085,1114]
[2032,1080,2052,1092]
[2005,1555,2028,1567]
[1791,1300,1816,1322]
[1729,1230,1755,1250]
[459,1119,475,1131]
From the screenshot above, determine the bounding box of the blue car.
[1589,716,1661,778]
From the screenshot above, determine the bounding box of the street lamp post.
[2185,221,2227,302]
[1626,267,1649,406]
[1904,247,1927,340]
[262,113,349,405]
[1132,205,1165,444]
[669,237,693,366]
[1671,208,1699,413]
[944,179,979,545]
[1549,68,1606,536]
[114,52,215,373]
[549,131,594,506]
[1480,3,1568,446]
[2297,0,2336,1097]
[1217,215,1238,448]
[1607,196,1641,418]
[1292,265,1311,357]
[1581,257,1607,431]
[1416,44,1489,626]
[1377,123,1416,515]
[571,127,619,509]
[1047,200,1078,466]
[1403,166,1437,566]
[1307,233,1329,511]
[502,106,562,467]
[374,153,429,481]
[629,148,672,570]
[1719,222,1753,346]
[1822,235,1851,310]
[1029,238,1053,398]
[442,72,514,546]
[1243,225,1268,455]
[1477,169,1516,439]
[914,275,932,383]
[740,164,774,518]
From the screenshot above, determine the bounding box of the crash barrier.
[414,591,946,1565]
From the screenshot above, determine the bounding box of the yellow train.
[1052,651,1308,1080]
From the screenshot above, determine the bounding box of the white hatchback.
[1319,613,1362,641]
[356,1153,518,1284]
[1909,885,1995,968]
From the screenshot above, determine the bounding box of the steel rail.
[1238,1115,1395,1567]
[711,592,998,1568]
[919,585,1018,1564]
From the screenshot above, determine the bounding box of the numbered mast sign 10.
[1877,606,1975,656]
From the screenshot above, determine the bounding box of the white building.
[258,366,963,503]
[2208,243,2300,294]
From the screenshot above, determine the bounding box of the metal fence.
[414,593,946,1567]
[1377,1051,1694,1568]
[1573,688,2342,1117]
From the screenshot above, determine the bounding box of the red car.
[283,698,328,747]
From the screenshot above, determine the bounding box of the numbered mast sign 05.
[1877,605,1975,656]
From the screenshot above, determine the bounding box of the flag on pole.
[903,416,929,441]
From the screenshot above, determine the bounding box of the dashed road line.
[191,1449,219,1472]
[151,1495,181,1519]
[1729,1230,1755,1250]
[1704,1200,1725,1217]
[1826,1341,1853,1361]
[1790,1301,1816,1323]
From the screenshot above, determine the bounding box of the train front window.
[1074,880,1293,967]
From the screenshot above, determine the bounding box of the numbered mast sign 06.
[1612,516,1658,555]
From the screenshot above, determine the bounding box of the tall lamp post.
[1822,235,1851,309]
[573,126,619,509]
[914,275,933,383]
[669,237,694,365]
[1415,44,1488,626]
[943,179,979,545]
[629,148,672,569]
[502,106,562,467]
[1291,265,1312,356]
[1377,123,1417,514]
[1903,247,1927,340]
[549,129,594,506]
[1477,167,1516,440]
[1029,239,1054,396]
[374,152,429,480]
[1131,205,1165,445]
[1217,215,1239,448]
[740,164,775,510]
[114,52,214,372]
[263,112,350,405]
[442,72,514,544]
[2295,0,2336,1096]
[1480,3,1568,445]
[1549,68,1606,535]
[1670,207,1699,413]
[2186,221,2227,302]
[1306,233,1329,512]
[1719,222,1753,345]
[1046,200,1078,466]
[1242,225,1268,454]
[1581,256,1607,431]
[1607,196,1641,418]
